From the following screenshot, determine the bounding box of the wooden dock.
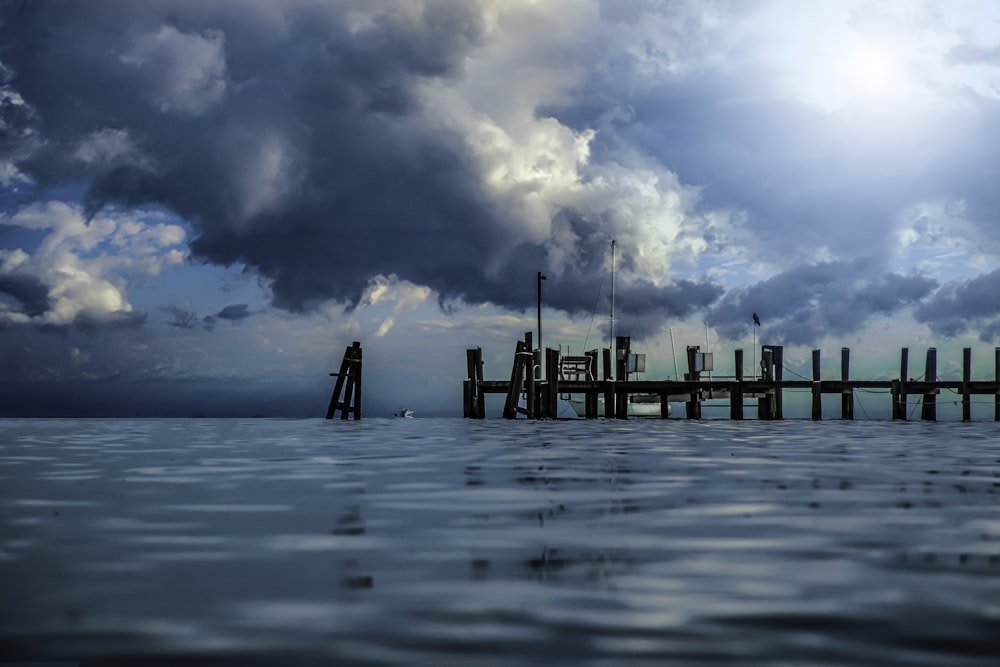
[463,334,1000,421]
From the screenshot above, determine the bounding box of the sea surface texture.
[1,418,998,666]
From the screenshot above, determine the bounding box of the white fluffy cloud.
[0,202,186,327]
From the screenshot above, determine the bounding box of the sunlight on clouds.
[356,274,432,338]
[0,202,186,327]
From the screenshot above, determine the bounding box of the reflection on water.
[1,418,998,666]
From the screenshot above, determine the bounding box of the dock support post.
[921,347,937,421]
[464,348,485,418]
[811,349,822,420]
[893,348,909,420]
[615,337,630,419]
[524,332,536,419]
[686,345,701,419]
[758,347,774,420]
[532,347,543,418]
[586,349,599,418]
[602,348,615,418]
[960,347,972,421]
[545,348,560,418]
[731,349,744,420]
[996,347,1000,422]
[503,340,527,419]
[773,346,784,419]
[841,347,854,420]
[326,341,363,420]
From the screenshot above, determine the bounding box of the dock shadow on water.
[1,418,998,665]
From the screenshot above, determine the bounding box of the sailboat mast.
[610,239,616,381]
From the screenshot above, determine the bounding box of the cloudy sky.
[2,0,999,417]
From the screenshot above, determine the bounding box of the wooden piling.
[545,348,560,418]
[811,349,822,421]
[841,347,854,420]
[602,348,615,418]
[463,347,485,418]
[326,341,363,420]
[586,349,599,418]
[773,346,784,419]
[524,332,536,419]
[503,340,527,419]
[731,349,744,420]
[615,337,630,419]
[996,347,1000,422]
[962,347,972,422]
[686,345,701,419]
[893,347,909,420]
[759,347,774,420]
[921,347,937,421]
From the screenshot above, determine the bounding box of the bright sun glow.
[845,42,901,98]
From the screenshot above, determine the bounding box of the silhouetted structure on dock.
[463,334,1000,421]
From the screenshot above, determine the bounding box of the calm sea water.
[1,418,998,666]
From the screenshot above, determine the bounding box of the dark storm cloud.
[0,0,722,335]
[161,306,199,329]
[161,304,250,329]
[706,261,937,346]
[0,273,48,316]
[216,304,250,322]
[914,270,1000,342]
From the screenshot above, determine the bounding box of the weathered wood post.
[921,347,937,421]
[962,347,972,422]
[615,336,630,419]
[503,340,527,419]
[327,344,353,419]
[603,348,615,418]
[326,341,363,420]
[545,348,560,418]
[586,349,599,418]
[731,349,744,420]
[686,345,701,419]
[841,347,854,420]
[995,347,1000,422]
[533,347,544,417]
[524,332,536,419]
[811,349,822,420]
[773,346,784,419]
[758,346,774,420]
[464,347,485,418]
[893,347,909,420]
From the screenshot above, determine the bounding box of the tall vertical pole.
[669,327,679,380]
[536,271,546,378]
[609,239,616,380]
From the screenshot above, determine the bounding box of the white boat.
[394,408,414,418]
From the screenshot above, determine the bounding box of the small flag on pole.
[752,312,761,327]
